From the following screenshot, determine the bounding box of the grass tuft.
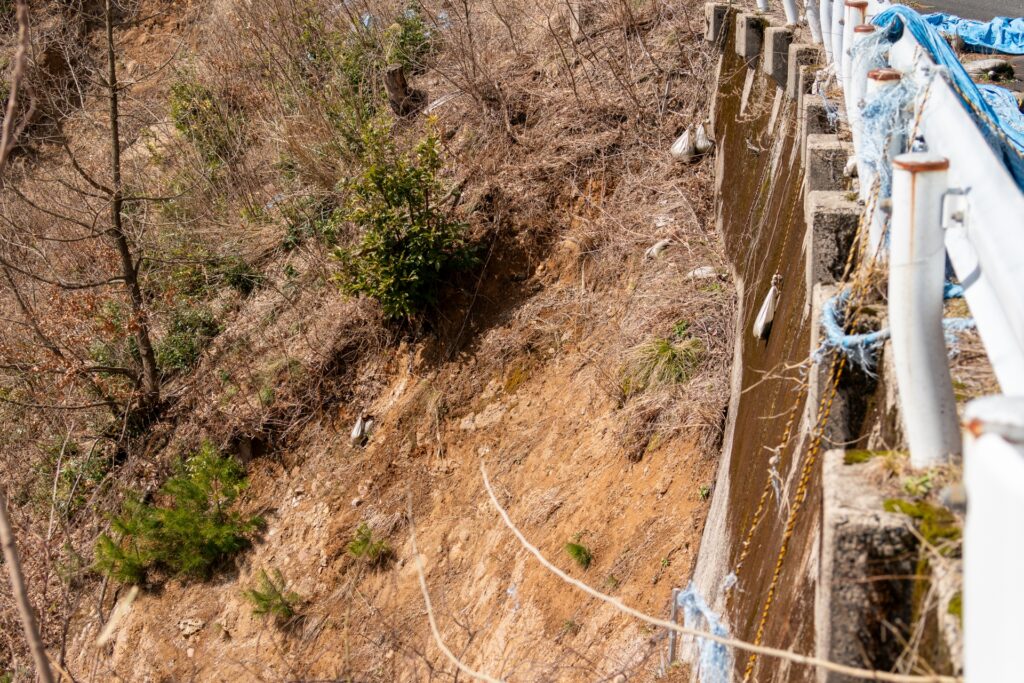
[564,541,592,570]
[619,327,704,400]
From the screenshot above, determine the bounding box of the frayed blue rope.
[943,281,964,299]
[943,317,976,354]
[816,289,888,371]
[677,583,732,683]
[816,286,975,371]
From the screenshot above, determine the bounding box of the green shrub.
[335,124,474,320]
[243,568,303,624]
[169,80,241,166]
[281,197,342,251]
[564,542,592,570]
[156,307,220,374]
[347,522,391,566]
[94,443,260,583]
[388,6,434,72]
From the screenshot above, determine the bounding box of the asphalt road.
[916,0,1023,21]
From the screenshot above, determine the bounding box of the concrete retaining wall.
[682,5,953,681]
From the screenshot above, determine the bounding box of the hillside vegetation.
[0,0,731,679]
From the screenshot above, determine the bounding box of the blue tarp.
[979,83,1024,138]
[872,6,1024,190]
[924,14,1024,55]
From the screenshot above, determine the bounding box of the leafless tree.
[0,4,57,682]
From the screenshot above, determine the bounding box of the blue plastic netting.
[871,6,1024,190]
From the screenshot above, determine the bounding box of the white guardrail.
[806,2,1024,680]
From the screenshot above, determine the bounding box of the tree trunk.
[105,0,159,411]
[567,1,585,42]
[0,487,55,683]
[384,64,426,117]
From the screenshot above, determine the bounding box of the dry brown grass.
[0,0,730,676]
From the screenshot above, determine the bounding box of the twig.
[480,463,961,683]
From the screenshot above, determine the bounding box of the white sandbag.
[695,122,713,154]
[670,126,696,162]
[843,156,858,178]
[687,265,718,280]
[350,415,366,444]
[753,275,782,339]
[644,238,672,260]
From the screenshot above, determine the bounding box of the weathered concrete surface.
[691,19,818,682]
[763,27,794,88]
[800,97,837,161]
[689,17,942,683]
[807,284,856,449]
[805,135,853,192]
[805,190,859,294]
[735,12,766,61]
[816,450,918,683]
[788,44,823,99]
[705,2,735,46]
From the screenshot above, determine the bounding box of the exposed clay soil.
[4,1,734,680]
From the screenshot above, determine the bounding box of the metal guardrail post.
[889,152,961,468]
[830,0,846,84]
[863,68,904,259]
[841,1,867,87]
[820,0,834,60]
[846,23,876,157]
[805,0,823,44]
[963,396,1024,683]
[781,0,800,27]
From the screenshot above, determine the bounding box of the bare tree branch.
[0,25,56,683]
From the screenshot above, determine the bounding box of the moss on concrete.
[843,449,903,465]
[883,498,961,549]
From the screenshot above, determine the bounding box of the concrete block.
[805,134,853,192]
[704,2,735,48]
[762,27,793,88]
[788,44,823,99]
[735,12,766,62]
[800,95,836,162]
[805,190,859,293]
[796,65,819,110]
[815,449,918,682]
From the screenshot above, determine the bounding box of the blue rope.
[817,286,975,371]
[676,583,732,683]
